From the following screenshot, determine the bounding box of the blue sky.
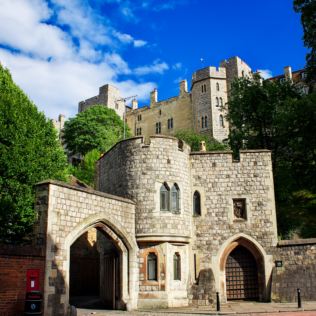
[0,0,307,119]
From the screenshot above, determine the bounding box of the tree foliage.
[0,65,68,242]
[227,75,316,238]
[70,149,101,188]
[63,105,130,156]
[294,0,316,82]
[175,130,229,151]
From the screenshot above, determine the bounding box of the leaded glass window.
[147,253,157,280]
[160,183,169,211]
[193,191,201,216]
[173,253,181,280]
[171,183,180,213]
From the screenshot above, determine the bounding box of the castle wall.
[126,91,193,139]
[97,136,192,240]
[271,239,316,302]
[190,149,278,302]
[97,136,193,308]
[35,180,138,315]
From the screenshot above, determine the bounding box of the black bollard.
[216,291,220,312]
[297,288,302,308]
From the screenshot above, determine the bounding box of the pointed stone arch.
[64,215,138,311]
[216,233,273,302]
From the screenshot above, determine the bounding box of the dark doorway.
[225,246,259,300]
[69,228,121,309]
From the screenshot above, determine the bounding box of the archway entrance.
[225,246,259,300]
[69,227,121,309]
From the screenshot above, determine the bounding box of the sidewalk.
[77,301,316,316]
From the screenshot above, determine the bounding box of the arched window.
[173,253,181,280]
[219,115,224,127]
[204,116,208,128]
[216,82,220,91]
[201,116,204,128]
[147,253,157,280]
[171,183,180,213]
[193,191,201,216]
[160,182,170,211]
[220,97,223,106]
[216,97,219,107]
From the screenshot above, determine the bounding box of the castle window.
[219,115,224,127]
[204,116,208,128]
[136,127,142,136]
[216,97,219,107]
[155,122,161,134]
[173,253,181,280]
[233,198,247,220]
[220,97,223,107]
[193,191,201,216]
[147,253,158,281]
[159,109,162,116]
[201,84,206,93]
[171,183,180,213]
[242,70,245,77]
[216,82,220,91]
[160,182,170,211]
[137,114,142,121]
[168,118,173,129]
[201,117,205,128]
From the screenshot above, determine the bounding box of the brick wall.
[0,245,44,316]
[271,239,316,302]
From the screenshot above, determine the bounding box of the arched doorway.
[69,227,122,309]
[225,246,259,300]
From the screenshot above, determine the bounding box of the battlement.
[192,66,226,83]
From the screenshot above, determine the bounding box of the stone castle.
[32,135,316,316]
[78,56,253,142]
[29,57,314,315]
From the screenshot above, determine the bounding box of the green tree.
[227,75,316,238]
[63,105,130,156]
[294,0,316,82]
[175,130,229,151]
[0,65,68,242]
[71,149,101,188]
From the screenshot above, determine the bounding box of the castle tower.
[191,66,229,142]
[78,84,125,118]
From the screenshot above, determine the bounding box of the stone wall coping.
[36,179,136,205]
[277,238,316,247]
[99,135,190,161]
[190,149,271,155]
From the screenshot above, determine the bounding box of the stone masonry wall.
[191,149,277,254]
[36,180,137,316]
[271,239,316,302]
[190,149,278,302]
[97,136,192,240]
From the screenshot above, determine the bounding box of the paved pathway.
[77,302,316,316]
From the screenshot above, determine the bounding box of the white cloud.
[172,62,182,70]
[134,60,169,75]
[0,0,73,59]
[134,40,147,48]
[0,48,155,119]
[0,0,167,120]
[258,69,273,79]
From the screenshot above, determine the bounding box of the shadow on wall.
[189,269,216,306]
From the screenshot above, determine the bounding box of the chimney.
[179,80,188,95]
[131,99,138,110]
[284,66,292,81]
[150,89,158,106]
[200,141,206,152]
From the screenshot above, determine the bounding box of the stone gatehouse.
[32,136,316,316]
